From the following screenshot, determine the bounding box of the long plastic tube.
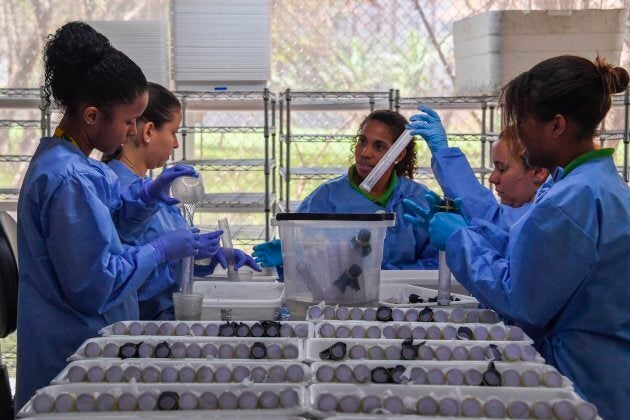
[218,218,238,281]
[359,129,413,192]
[437,250,451,306]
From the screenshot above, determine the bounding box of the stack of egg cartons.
[304,301,600,419]
[17,319,313,418]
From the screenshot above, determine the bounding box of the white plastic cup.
[173,292,204,321]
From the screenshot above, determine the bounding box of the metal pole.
[488,105,495,192]
[395,89,400,113]
[369,96,375,113]
[181,96,188,161]
[480,101,488,186]
[623,89,629,182]
[271,98,277,211]
[285,89,292,212]
[263,88,270,241]
[388,89,394,111]
[278,98,284,205]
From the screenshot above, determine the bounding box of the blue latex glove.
[252,239,283,267]
[428,212,468,251]
[402,191,441,231]
[196,230,224,259]
[195,247,262,276]
[150,227,201,263]
[406,105,448,153]
[140,164,198,205]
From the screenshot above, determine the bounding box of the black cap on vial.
[158,391,179,410]
[418,306,434,322]
[371,367,389,384]
[482,361,502,386]
[154,342,171,358]
[376,306,393,322]
[250,342,268,359]
[219,322,236,337]
[118,343,139,359]
[319,342,347,361]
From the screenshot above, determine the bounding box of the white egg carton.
[306,305,500,324]
[379,284,478,308]
[53,360,311,385]
[100,320,312,339]
[313,321,532,342]
[19,383,307,417]
[305,339,544,364]
[69,337,304,362]
[192,281,284,321]
[309,360,573,389]
[307,383,598,418]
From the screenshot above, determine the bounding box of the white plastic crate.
[100,320,312,339]
[53,360,310,385]
[313,321,531,343]
[308,383,597,418]
[69,337,303,362]
[305,338,544,364]
[379,284,477,307]
[191,281,284,320]
[306,305,500,324]
[309,360,572,389]
[19,383,307,417]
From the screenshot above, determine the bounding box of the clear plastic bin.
[273,213,395,319]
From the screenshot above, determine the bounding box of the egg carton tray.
[305,338,544,364]
[309,360,573,389]
[100,320,312,339]
[69,337,303,362]
[306,305,499,324]
[18,383,307,417]
[307,383,598,418]
[53,359,311,385]
[313,321,531,343]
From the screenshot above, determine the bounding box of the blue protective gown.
[445,155,630,419]
[107,159,187,320]
[297,174,438,269]
[16,138,163,410]
[431,147,531,228]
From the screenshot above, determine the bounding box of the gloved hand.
[406,105,448,153]
[195,247,262,276]
[140,164,198,205]
[150,227,200,263]
[402,191,441,231]
[196,230,223,259]
[252,239,283,267]
[382,262,400,270]
[429,213,468,251]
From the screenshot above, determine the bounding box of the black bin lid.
[275,212,395,222]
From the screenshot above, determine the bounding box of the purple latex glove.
[150,227,200,263]
[140,164,198,205]
[194,247,262,277]
[196,230,224,259]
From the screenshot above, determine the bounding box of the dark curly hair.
[43,21,147,116]
[353,109,418,179]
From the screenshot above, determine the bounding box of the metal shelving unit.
[0,88,47,211]
[171,89,277,242]
[279,89,395,211]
